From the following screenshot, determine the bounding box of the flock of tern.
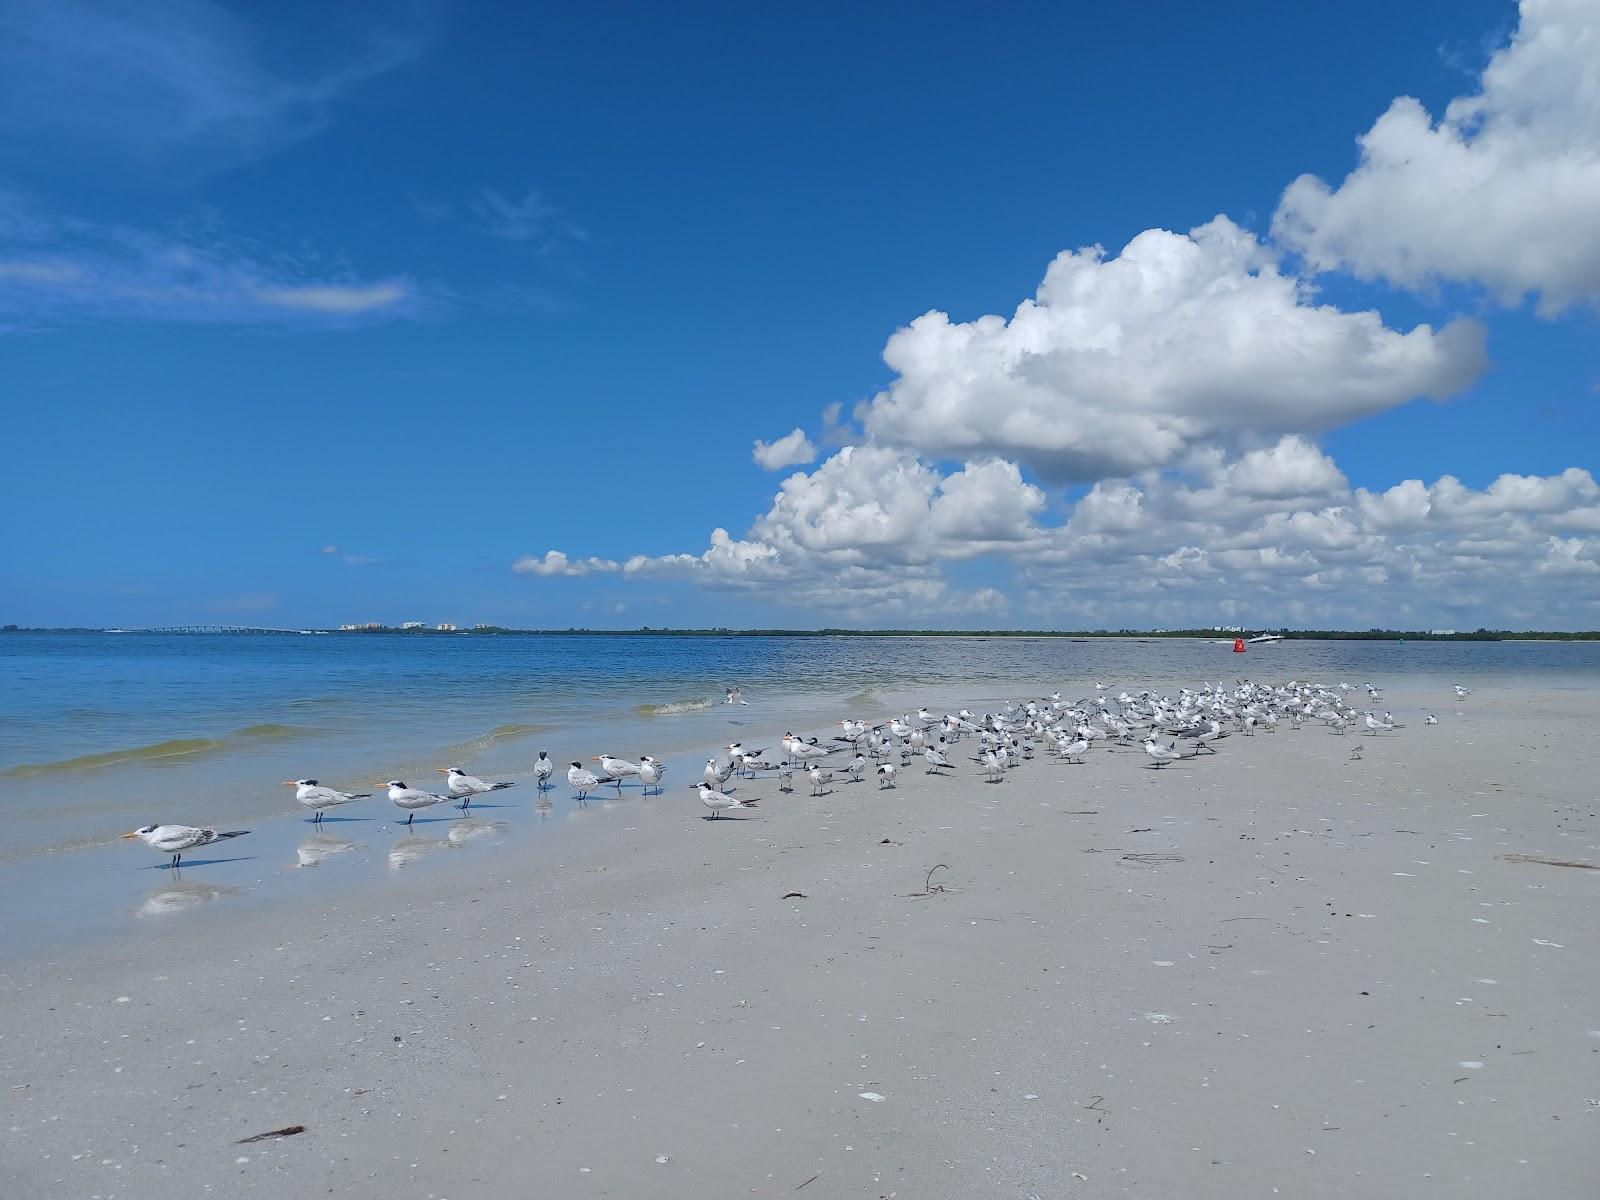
[120,677,1465,865]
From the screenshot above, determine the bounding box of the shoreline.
[2,680,1595,1196]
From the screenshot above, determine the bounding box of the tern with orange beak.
[283,779,370,823]
[122,824,249,869]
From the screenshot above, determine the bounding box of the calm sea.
[2,631,1598,862]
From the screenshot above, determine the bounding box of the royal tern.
[982,749,1003,783]
[783,734,829,765]
[1143,738,1182,768]
[568,762,601,803]
[1454,684,1471,699]
[1060,737,1089,764]
[282,779,370,823]
[534,752,555,790]
[924,746,952,775]
[594,754,639,791]
[876,762,897,788]
[847,753,867,782]
[438,767,515,808]
[385,780,455,825]
[808,764,833,795]
[122,824,249,869]
[694,783,757,819]
[727,743,770,776]
[639,755,665,796]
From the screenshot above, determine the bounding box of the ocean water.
[2,630,1598,959]
[3,631,1599,863]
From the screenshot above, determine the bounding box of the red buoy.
[1233,637,1246,653]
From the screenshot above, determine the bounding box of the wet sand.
[2,687,1596,1197]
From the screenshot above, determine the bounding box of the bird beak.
[280,780,298,786]
[120,832,138,839]
[435,768,448,773]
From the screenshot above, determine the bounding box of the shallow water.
[2,631,1598,862]
[2,631,1597,959]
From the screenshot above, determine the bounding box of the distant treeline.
[6,624,1600,640]
[273,625,1600,640]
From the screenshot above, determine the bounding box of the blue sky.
[3,0,1597,629]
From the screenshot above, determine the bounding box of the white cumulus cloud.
[1274,0,1600,314]
[751,428,818,471]
[858,217,1484,481]
[511,550,620,578]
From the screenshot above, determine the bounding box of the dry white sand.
[2,686,1596,1197]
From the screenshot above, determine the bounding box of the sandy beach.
[2,684,1596,1198]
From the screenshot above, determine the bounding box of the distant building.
[436,622,457,632]
[1430,629,1458,636]
[338,624,359,631]
[401,621,425,630]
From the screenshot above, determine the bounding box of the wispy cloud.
[0,0,428,171]
[471,188,589,254]
[0,192,418,327]
[321,545,385,567]
[414,186,588,253]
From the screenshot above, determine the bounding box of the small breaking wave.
[634,697,714,716]
[437,722,552,761]
[840,690,882,710]
[1,723,307,779]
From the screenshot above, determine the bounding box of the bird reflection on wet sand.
[134,875,243,918]
[447,818,511,846]
[388,836,450,870]
[294,834,358,868]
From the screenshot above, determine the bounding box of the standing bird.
[1060,737,1089,764]
[533,752,555,790]
[924,746,952,775]
[594,754,640,792]
[639,755,665,796]
[695,783,757,819]
[122,824,249,869]
[1453,685,1472,699]
[438,767,514,809]
[386,780,455,825]
[876,762,898,789]
[282,779,370,823]
[847,753,867,783]
[1425,714,1439,725]
[808,764,833,795]
[568,761,602,804]
[783,735,829,765]
[982,749,1004,783]
[1142,738,1182,768]
[703,757,735,788]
